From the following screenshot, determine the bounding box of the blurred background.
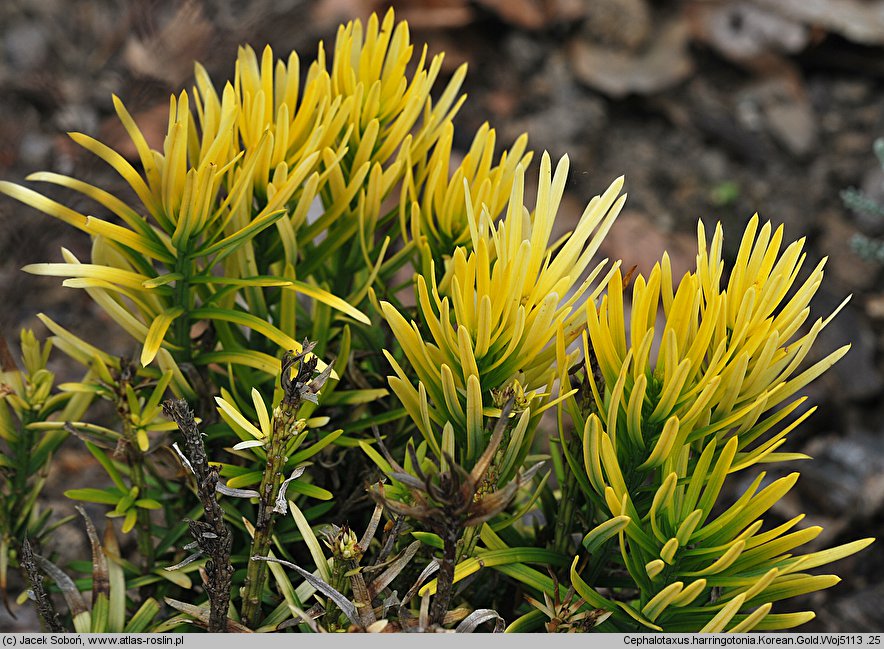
[1,0,883,632]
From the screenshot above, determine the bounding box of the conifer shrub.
[0,10,873,633]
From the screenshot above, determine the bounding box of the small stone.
[581,0,652,50]
[19,133,53,167]
[504,32,546,74]
[3,20,48,71]
[53,103,98,135]
[569,19,692,99]
[754,0,884,46]
[693,2,809,62]
[765,100,817,157]
[865,294,884,320]
[735,77,819,158]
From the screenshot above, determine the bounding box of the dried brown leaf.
[164,598,252,632]
[368,541,421,599]
[456,608,505,632]
[76,506,109,604]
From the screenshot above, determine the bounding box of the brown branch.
[20,538,65,633]
[430,523,459,626]
[163,399,233,633]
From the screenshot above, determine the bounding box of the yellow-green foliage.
[383,153,624,467]
[0,9,873,633]
[565,217,870,631]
